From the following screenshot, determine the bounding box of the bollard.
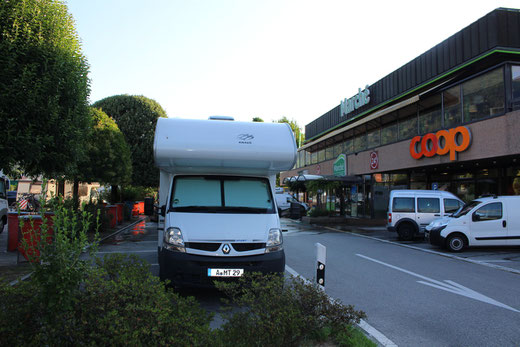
[315,242,326,289]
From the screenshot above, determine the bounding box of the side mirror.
[160,205,166,217]
[472,213,481,222]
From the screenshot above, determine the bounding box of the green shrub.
[214,272,366,347]
[0,254,214,346]
[121,185,156,202]
[308,207,331,217]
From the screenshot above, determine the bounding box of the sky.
[67,0,520,130]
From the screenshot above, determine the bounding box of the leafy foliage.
[77,107,132,186]
[121,185,157,202]
[215,272,366,347]
[0,0,91,177]
[252,117,264,122]
[92,95,167,187]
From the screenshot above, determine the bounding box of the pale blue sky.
[67,0,519,128]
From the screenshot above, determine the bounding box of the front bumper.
[428,227,446,247]
[158,248,285,287]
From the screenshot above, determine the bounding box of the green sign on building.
[333,154,346,176]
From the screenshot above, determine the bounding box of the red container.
[18,214,54,262]
[137,201,144,214]
[115,203,124,224]
[107,205,117,228]
[7,212,28,251]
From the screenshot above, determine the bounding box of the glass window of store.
[443,86,462,128]
[318,149,325,162]
[354,134,367,152]
[311,151,317,164]
[367,128,380,148]
[506,167,520,195]
[381,122,398,145]
[419,94,442,134]
[305,149,311,166]
[325,145,334,160]
[512,65,520,110]
[463,67,505,122]
[344,138,353,154]
[398,117,417,140]
[333,142,344,157]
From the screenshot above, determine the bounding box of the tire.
[446,234,466,252]
[397,223,415,241]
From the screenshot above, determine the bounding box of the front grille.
[232,243,266,252]
[185,242,221,252]
[195,260,262,268]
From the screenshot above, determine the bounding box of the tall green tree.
[0,0,91,178]
[252,117,264,122]
[92,95,167,187]
[78,108,132,186]
[276,117,305,147]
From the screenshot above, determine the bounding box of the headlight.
[266,228,283,253]
[164,227,185,252]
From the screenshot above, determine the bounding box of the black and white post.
[315,242,326,289]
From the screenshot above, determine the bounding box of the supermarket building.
[280,8,520,219]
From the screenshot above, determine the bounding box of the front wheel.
[446,234,466,252]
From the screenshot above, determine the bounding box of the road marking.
[324,226,520,276]
[357,254,519,313]
[285,265,398,347]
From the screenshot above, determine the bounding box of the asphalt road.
[96,218,520,346]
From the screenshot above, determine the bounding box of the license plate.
[207,268,244,277]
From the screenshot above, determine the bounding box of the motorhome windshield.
[452,200,481,217]
[170,176,275,214]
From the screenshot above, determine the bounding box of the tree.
[78,108,132,186]
[92,95,167,187]
[276,117,305,147]
[252,117,264,122]
[0,0,91,178]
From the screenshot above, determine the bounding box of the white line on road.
[357,254,519,313]
[285,265,398,347]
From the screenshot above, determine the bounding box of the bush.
[0,254,214,346]
[214,272,366,346]
[121,185,157,202]
[308,207,332,217]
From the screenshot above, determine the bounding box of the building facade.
[280,8,520,219]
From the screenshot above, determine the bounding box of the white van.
[274,191,308,217]
[426,195,520,252]
[387,190,464,240]
[154,117,296,287]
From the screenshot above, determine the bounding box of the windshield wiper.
[223,207,269,213]
[170,206,222,213]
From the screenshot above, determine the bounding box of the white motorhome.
[426,195,520,252]
[154,117,296,287]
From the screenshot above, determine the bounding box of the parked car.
[275,192,309,217]
[387,190,464,240]
[426,195,520,252]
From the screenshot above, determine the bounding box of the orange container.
[107,205,117,228]
[137,201,144,214]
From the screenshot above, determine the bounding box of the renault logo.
[222,244,231,254]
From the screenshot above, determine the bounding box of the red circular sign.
[370,151,379,170]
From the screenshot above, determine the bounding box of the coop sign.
[340,85,371,117]
[410,126,471,161]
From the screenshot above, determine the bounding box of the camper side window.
[392,198,415,213]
